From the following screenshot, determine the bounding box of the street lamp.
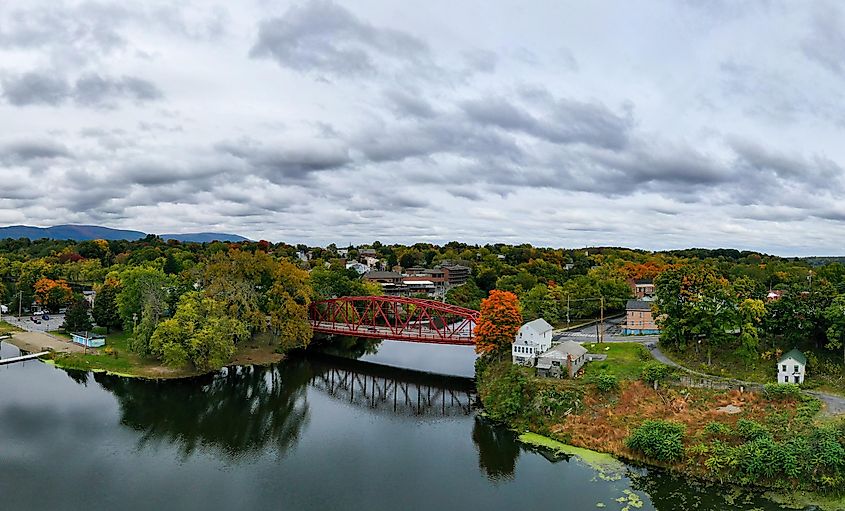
[132,312,138,332]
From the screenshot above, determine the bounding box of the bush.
[626,420,685,462]
[532,385,583,417]
[594,372,618,392]
[636,344,651,361]
[704,421,732,437]
[763,383,801,399]
[481,364,529,422]
[736,419,770,441]
[641,361,671,384]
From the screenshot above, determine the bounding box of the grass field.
[581,342,652,380]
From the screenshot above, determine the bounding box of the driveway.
[555,316,658,343]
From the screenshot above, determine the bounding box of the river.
[0,339,805,510]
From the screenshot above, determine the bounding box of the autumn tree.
[474,290,523,356]
[34,277,73,312]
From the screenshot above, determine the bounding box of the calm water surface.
[0,339,801,510]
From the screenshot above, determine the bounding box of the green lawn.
[581,342,652,380]
[51,329,166,376]
[0,320,23,335]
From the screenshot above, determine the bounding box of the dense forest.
[1,236,843,375]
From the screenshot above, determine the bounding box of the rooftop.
[541,340,587,359]
[626,299,653,311]
[778,348,807,365]
[521,318,553,334]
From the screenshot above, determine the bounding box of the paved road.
[555,315,658,343]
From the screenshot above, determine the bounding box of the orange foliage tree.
[34,277,73,312]
[474,290,523,355]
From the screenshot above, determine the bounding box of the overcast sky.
[1,1,844,255]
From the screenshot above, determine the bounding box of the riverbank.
[477,349,845,508]
[4,328,285,379]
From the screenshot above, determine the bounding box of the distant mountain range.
[0,224,250,243]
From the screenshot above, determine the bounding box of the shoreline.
[516,429,845,511]
[2,333,286,380]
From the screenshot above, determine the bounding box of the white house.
[777,349,806,384]
[511,318,554,365]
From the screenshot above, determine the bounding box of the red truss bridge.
[308,296,479,345]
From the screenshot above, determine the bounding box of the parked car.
[42,314,50,321]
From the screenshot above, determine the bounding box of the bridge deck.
[311,321,474,345]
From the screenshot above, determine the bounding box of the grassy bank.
[49,328,284,379]
[661,344,845,398]
[477,344,845,502]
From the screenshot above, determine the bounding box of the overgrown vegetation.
[626,420,685,462]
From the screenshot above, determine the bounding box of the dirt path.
[6,331,84,354]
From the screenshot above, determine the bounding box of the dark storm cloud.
[250,0,431,77]
[216,138,351,183]
[729,137,842,187]
[1,71,163,107]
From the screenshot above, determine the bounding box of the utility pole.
[18,291,23,319]
[599,296,605,343]
[566,294,570,329]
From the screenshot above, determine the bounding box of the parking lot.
[2,313,66,333]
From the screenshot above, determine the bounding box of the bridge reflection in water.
[308,355,476,418]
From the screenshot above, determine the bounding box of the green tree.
[150,292,248,370]
[736,298,765,365]
[92,280,121,333]
[446,278,486,310]
[823,294,845,365]
[62,296,93,332]
[115,266,173,354]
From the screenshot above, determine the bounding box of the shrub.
[626,420,685,462]
[532,385,583,417]
[641,361,671,384]
[635,343,651,361]
[763,382,801,399]
[481,364,529,422]
[704,421,732,437]
[736,419,770,441]
[594,372,618,393]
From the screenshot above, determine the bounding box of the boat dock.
[0,351,50,366]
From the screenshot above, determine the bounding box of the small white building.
[511,318,554,366]
[777,349,806,384]
[346,261,369,275]
[537,341,588,378]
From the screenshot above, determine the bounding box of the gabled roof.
[778,348,807,365]
[541,340,587,359]
[521,318,553,334]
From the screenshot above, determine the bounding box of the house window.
[784,376,789,382]
[782,364,786,372]
[794,365,799,373]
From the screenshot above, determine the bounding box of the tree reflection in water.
[472,416,520,482]
[95,361,313,460]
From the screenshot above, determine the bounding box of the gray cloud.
[2,71,69,105]
[1,71,163,107]
[0,139,70,163]
[216,138,351,184]
[250,0,431,77]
